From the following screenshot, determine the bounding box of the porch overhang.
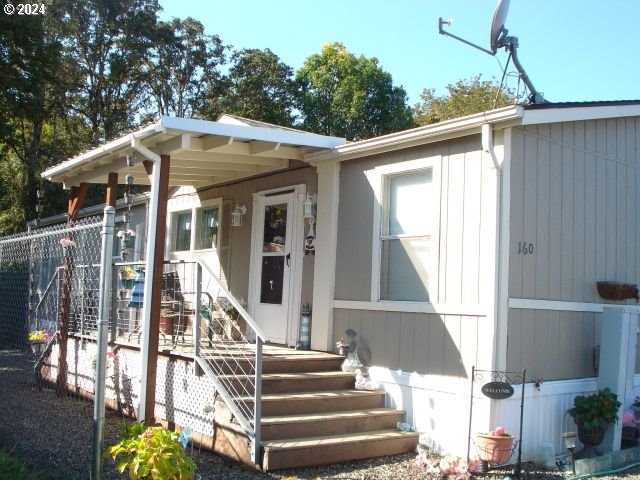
[41,115,345,189]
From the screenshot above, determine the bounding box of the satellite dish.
[437,0,546,103]
[490,0,510,53]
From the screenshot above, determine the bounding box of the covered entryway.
[40,114,345,427]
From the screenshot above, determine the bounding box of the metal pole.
[252,337,263,466]
[91,206,115,480]
[467,366,475,464]
[516,369,526,478]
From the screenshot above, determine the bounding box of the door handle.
[285,253,291,267]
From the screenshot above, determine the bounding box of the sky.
[160,0,640,106]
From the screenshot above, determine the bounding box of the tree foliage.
[217,48,298,127]
[414,75,515,126]
[297,42,413,140]
[64,0,160,145]
[144,17,225,118]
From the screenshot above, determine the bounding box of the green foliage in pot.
[107,422,196,479]
[568,388,621,431]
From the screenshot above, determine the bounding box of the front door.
[251,192,294,344]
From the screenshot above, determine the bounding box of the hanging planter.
[596,282,639,302]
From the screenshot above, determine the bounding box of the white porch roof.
[42,115,346,188]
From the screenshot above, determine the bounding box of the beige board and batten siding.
[333,135,498,376]
[507,118,640,379]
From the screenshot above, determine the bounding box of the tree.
[64,0,160,145]
[414,75,515,126]
[144,17,226,118]
[0,4,79,233]
[217,48,298,127]
[296,42,413,140]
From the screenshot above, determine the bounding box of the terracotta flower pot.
[476,434,514,465]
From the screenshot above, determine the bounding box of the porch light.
[231,204,246,227]
[125,174,134,186]
[303,193,316,221]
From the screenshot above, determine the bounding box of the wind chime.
[118,172,135,260]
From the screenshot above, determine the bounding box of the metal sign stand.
[467,367,526,477]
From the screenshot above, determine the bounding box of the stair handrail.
[196,260,266,342]
[194,259,264,465]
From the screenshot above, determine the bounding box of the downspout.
[130,137,161,422]
[481,123,503,371]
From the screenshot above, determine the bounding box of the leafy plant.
[107,422,196,479]
[569,388,621,431]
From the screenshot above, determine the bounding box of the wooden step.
[261,408,405,440]
[201,352,344,374]
[217,371,356,394]
[261,429,420,470]
[240,389,386,416]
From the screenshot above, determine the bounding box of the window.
[170,199,222,252]
[368,157,440,303]
[174,211,192,251]
[197,207,219,250]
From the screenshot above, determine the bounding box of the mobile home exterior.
[37,103,640,464]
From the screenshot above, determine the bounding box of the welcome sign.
[480,381,514,400]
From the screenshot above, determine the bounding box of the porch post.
[56,182,89,397]
[310,159,340,351]
[105,172,118,208]
[138,155,170,423]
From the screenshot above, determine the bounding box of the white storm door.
[252,193,293,344]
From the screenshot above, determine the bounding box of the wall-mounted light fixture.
[303,193,316,222]
[231,204,247,227]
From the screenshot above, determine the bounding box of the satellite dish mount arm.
[438,18,494,56]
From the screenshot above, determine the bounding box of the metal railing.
[193,260,266,465]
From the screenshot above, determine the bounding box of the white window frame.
[366,156,441,303]
[168,197,223,253]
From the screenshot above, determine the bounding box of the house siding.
[333,134,499,377]
[334,308,487,378]
[506,119,640,379]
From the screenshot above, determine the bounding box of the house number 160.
[517,241,534,255]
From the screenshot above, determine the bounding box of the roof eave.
[306,105,523,164]
[42,122,164,182]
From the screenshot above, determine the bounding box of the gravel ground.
[2,349,640,479]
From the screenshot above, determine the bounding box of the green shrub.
[569,388,621,431]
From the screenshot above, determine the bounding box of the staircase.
[190,260,418,471]
[210,347,419,471]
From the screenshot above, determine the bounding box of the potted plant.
[107,422,196,479]
[568,388,621,451]
[159,309,174,335]
[476,426,514,465]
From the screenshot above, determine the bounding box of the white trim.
[333,300,487,317]
[366,156,442,303]
[247,184,305,346]
[161,116,345,149]
[311,160,341,351]
[495,128,512,372]
[521,104,640,126]
[508,297,640,313]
